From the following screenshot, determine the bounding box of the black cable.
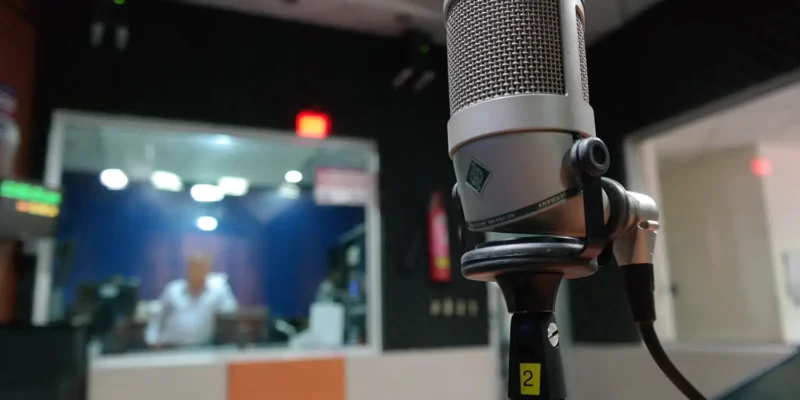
[623,263,707,400]
[639,322,707,400]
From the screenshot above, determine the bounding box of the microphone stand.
[502,273,567,399]
[454,137,706,400]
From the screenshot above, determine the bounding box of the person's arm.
[145,285,173,346]
[217,283,238,313]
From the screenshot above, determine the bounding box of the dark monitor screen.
[76,282,138,316]
[718,350,800,400]
[75,282,139,338]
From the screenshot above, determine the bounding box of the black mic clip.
[568,137,610,260]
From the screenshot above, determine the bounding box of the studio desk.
[89,344,497,400]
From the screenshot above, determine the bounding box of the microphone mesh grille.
[446,0,566,115]
[577,13,590,103]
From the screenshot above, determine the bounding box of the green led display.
[1,180,62,206]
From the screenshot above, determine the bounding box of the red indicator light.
[751,157,773,177]
[296,111,330,139]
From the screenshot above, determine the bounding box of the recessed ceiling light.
[151,170,183,192]
[196,216,218,232]
[190,184,225,202]
[218,176,249,196]
[278,183,300,199]
[284,170,303,184]
[214,135,232,145]
[100,169,128,190]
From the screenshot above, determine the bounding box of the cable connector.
[622,263,656,324]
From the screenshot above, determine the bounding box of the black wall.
[33,0,487,350]
[31,0,800,345]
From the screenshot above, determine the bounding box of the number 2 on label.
[519,363,541,396]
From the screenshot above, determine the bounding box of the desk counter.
[90,345,497,400]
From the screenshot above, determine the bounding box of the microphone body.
[445,0,599,237]
[442,2,703,399]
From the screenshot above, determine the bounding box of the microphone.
[445,0,599,237]
[443,1,707,399]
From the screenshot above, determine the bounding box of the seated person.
[289,268,348,349]
[315,267,346,303]
[145,253,238,348]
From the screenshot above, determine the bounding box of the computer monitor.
[74,280,139,339]
[717,349,800,399]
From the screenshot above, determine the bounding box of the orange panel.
[228,358,346,400]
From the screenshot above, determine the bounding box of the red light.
[751,157,773,177]
[296,111,330,139]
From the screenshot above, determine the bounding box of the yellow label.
[16,201,59,218]
[519,363,541,396]
[435,257,451,269]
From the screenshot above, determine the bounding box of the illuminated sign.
[751,157,773,177]
[0,179,61,238]
[16,201,59,218]
[1,180,61,219]
[1,180,62,205]
[296,111,330,139]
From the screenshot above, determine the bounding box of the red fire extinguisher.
[428,191,452,283]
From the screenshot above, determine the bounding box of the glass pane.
[52,122,376,356]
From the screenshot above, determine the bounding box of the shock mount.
[453,137,661,400]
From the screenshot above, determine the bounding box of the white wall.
[757,144,800,343]
[659,145,783,341]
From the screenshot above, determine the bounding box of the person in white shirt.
[145,253,238,347]
[315,267,345,303]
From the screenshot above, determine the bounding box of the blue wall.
[55,172,364,318]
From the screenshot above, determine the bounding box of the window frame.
[36,109,384,356]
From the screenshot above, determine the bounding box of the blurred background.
[1,0,800,399]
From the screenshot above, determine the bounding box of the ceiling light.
[218,176,249,196]
[151,170,183,192]
[196,216,218,232]
[190,184,225,202]
[278,183,300,199]
[215,135,232,145]
[285,170,303,184]
[100,169,129,190]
